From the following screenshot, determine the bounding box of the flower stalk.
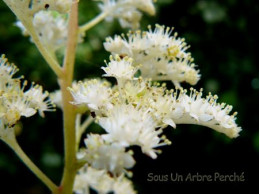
[0,128,58,193]
[58,1,79,193]
[79,12,108,34]
[76,115,94,150]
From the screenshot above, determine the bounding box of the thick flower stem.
[59,79,77,193]
[59,2,79,193]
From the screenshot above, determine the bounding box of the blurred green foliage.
[0,0,258,193]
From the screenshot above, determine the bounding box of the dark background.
[0,0,258,193]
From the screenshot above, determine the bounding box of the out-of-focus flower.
[98,0,156,29]
[33,11,68,52]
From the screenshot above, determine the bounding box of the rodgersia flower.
[104,24,200,86]
[73,166,136,194]
[24,84,55,117]
[69,79,113,112]
[15,10,70,53]
[113,174,136,194]
[102,55,138,86]
[74,166,113,194]
[80,134,135,175]
[98,0,155,29]
[0,55,54,127]
[33,11,68,52]
[0,55,19,88]
[170,88,242,138]
[70,56,241,161]
[49,90,62,109]
[99,104,169,159]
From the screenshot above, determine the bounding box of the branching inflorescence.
[1,0,241,194]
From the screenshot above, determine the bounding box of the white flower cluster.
[104,24,200,86]
[80,134,135,175]
[33,11,68,52]
[16,11,68,52]
[71,55,241,193]
[74,166,135,194]
[98,0,156,29]
[0,55,54,129]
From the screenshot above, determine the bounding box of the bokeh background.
[0,0,258,193]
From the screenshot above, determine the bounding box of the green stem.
[2,0,63,77]
[79,12,107,34]
[76,115,94,150]
[59,2,79,193]
[1,129,58,193]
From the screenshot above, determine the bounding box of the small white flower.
[104,25,200,86]
[113,174,136,194]
[33,11,68,52]
[74,166,136,194]
[104,35,132,56]
[82,134,135,175]
[0,55,54,126]
[1,91,36,126]
[69,79,113,111]
[99,104,169,159]
[149,93,177,128]
[98,0,156,29]
[49,90,62,109]
[117,8,142,29]
[102,55,138,82]
[171,88,242,138]
[24,84,55,117]
[74,166,114,194]
[0,54,19,88]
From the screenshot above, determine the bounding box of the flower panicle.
[104,24,200,86]
[0,55,55,127]
[169,87,242,138]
